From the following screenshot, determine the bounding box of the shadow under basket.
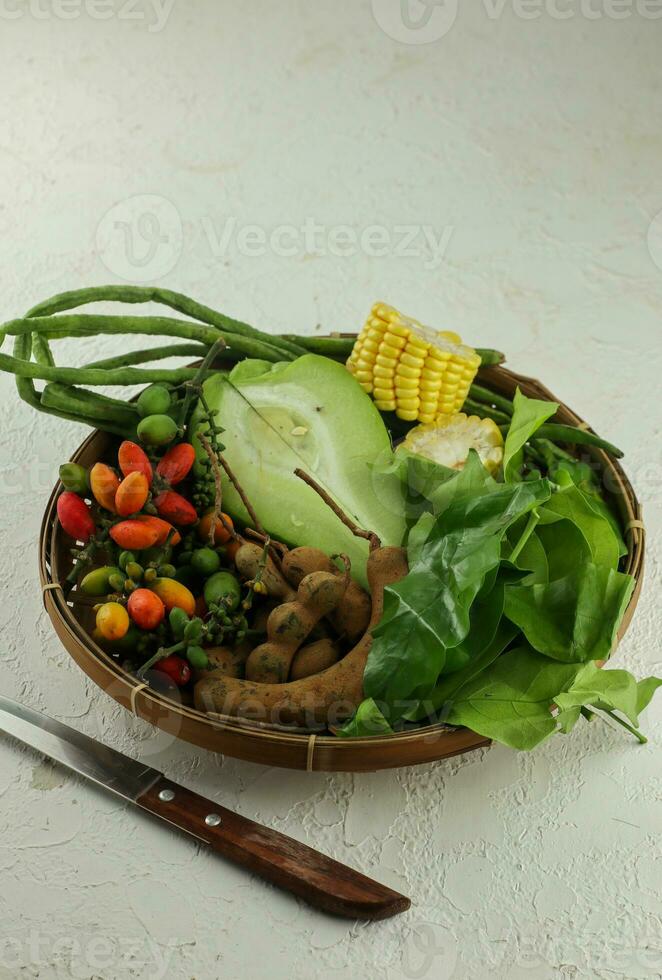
[39,360,645,772]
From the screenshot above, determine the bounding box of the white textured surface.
[0,3,661,978]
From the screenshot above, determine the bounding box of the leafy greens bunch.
[340,390,660,750]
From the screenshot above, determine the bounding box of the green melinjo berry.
[191,547,221,577]
[137,414,178,447]
[59,462,90,495]
[136,384,172,419]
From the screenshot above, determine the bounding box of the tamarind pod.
[193,643,252,681]
[290,639,341,681]
[194,546,408,727]
[245,569,349,684]
[234,543,297,602]
[282,547,371,642]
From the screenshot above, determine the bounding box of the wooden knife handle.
[136,776,410,920]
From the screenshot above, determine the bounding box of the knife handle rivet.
[205,813,222,827]
[158,788,175,802]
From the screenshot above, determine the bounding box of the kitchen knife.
[0,695,410,920]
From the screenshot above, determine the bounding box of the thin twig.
[243,525,288,572]
[197,432,237,543]
[219,453,265,535]
[244,527,288,554]
[294,469,381,549]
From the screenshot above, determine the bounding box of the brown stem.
[332,553,352,592]
[197,432,237,544]
[219,453,265,536]
[243,527,288,555]
[294,469,381,550]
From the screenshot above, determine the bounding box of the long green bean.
[469,383,515,416]
[282,335,354,358]
[4,314,293,363]
[12,334,128,435]
[464,397,512,426]
[475,348,505,367]
[25,284,308,358]
[42,384,138,425]
[0,349,210,387]
[282,334,506,367]
[32,333,55,366]
[498,422,623,459]
[87,343,212,370]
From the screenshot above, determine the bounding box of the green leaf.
[511,529,549,584]
[504,563,635,663]
[546,459,627,556]
[442,574,508,675]
[536,520,591,581]
[503,388,558,483]
[427,449,497,515]
[539,478,621,570]
[364,478,552,709]
[443,644,585,750]
[385,448,457,524]
[554,662,662,731]
[336,698,394,738]
[404,618,521,722]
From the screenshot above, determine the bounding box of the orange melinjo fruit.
[198,511,234,545]
[90,462,120,513]
[109,520,160,551]
[96,602,130,641]
[127,588,166,631]
[115,471,149,517]
[149,577,196,616]
[133,515,182,546]
[118,440,153,486]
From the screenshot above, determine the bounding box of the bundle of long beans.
[0,284,620,459]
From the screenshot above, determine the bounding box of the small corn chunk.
[346,302,480,421]
[402,413,504,474]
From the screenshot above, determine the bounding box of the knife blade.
[0,695,410,920]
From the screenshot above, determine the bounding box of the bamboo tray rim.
[38,358,645,770]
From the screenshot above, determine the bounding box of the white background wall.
[0,2,660,978]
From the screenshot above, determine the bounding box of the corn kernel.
[400,351,426,369]
[395,363,422,380]
[394,376,419,391]
[374,399,397,411]
[384,331,407,349]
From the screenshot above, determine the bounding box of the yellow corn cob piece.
[402,414,504,474]
[346,302,480,419]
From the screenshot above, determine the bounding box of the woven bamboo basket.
[39,358,645,772]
